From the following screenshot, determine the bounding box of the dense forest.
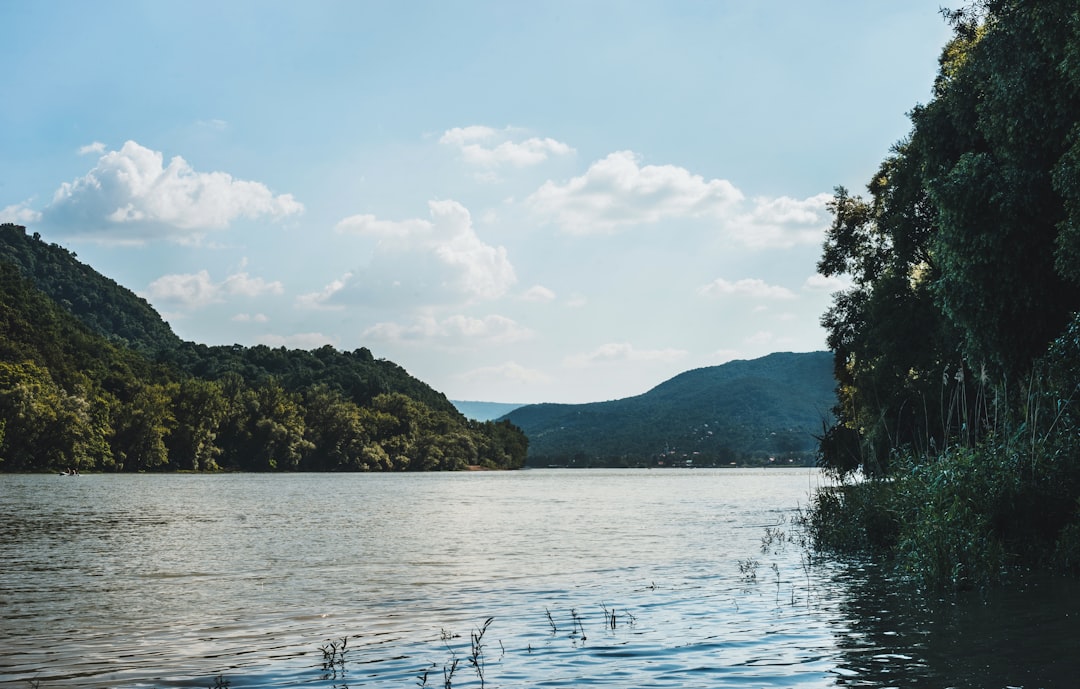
[811,0,1080,589]
[0,223,527,472]
[504,351,834,467]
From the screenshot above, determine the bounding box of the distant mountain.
[503,351,835,467]
[452,400,527,421]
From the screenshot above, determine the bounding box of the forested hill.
[0,223,527,473]
[0,224,181,354]
[503,351,834,467]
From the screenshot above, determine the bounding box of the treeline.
[812,0,1080,588]
[0,226,527,472]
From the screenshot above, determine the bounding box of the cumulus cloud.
[729,193,832,249]
[145,270,221,309]
[145,264,283,310]
[361,313,532,346]
[0,203,42,224]
[565,342,687,368]
[222,268,285,298]
[526,151,830,247]
[43,140,302,241]
[697,277,796,300]
[527,150,744,234]
[440,125,574,167]
[333,200,516,307]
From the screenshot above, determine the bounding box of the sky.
[1,1,955,404]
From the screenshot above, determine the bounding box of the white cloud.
[803,273,852,292]
[333,200,516,307]
[440,126,574,167]
[0,203,42,224]
[362,313,532,345]
[222,271,284,298]
[565,342,688,367]
[145,270,221,309]
[729,193,832,249]
[145,264,283,310]
[697,277,795,300]
[44,140,302,240]
[521,284,556,302]
[526,150,744,234]
[458,361,552,385]
[296,273,352,311]
[78,141,106,156]
[526,151,830,248]
[256,332,338,349]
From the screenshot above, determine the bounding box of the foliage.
[0,223,181,354]
[0,224,528,473]
[812,0,1080,588]
[505,351,834,467]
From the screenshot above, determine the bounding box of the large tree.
[818,0,1080,475]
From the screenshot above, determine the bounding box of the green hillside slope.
[0,223,527,472]
[0,223,181,354]
[504,351,834,467]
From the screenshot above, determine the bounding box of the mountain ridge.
[502,351,834,467]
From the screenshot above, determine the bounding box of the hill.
[0,225,181,354]
[503,351,834,467]
[0,223,527,472]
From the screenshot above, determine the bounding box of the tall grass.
[810,352,1080,590]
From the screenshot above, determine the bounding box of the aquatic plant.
[544,607,557,634]
[320,635,349,680]
[467,617,494,688]
[737,558,759,582]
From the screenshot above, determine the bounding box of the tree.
[168,378,227,471]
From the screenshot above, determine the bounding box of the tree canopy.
[0,224,527,473]
[812,0,1080,588]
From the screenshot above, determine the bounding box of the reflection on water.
[1,469,1078,688]
[831,563,1080,688]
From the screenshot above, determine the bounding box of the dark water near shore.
[2,469,1078,688]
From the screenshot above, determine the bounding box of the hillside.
[503,351,834,467]
[0,223,527,472]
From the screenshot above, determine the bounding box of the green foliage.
[812,1,1080,587]
[506,352,834,467]
[0,224,529,473]
[0,223,181,354]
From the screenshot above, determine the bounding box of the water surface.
[1,469,1077,688]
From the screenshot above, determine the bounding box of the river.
[1,469,1078,688]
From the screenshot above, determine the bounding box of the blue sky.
[1,1,953,403]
